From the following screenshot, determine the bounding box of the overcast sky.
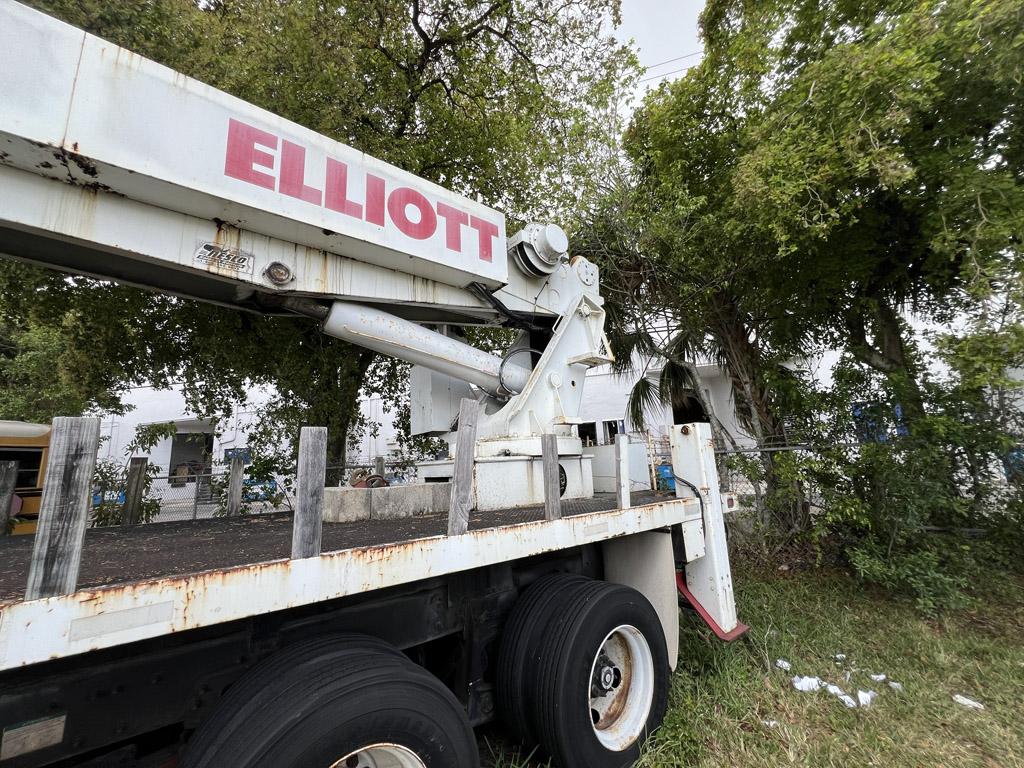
[615,0,706,94]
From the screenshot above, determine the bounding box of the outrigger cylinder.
[321,301,532,398]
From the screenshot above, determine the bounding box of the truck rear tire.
[496,573,590,742]
[181,634,478,768]
[497,578,669,768]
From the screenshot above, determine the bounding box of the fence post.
[615,433,631,510]
[542,433,561,521]
[25,417,101,600]
[226,456,244,516]
[192,474,201,520]
[121,457,149,526]
[0,460,17,536]
[448,398,480,536]
[292,426,327,559]
[374,455,386,477]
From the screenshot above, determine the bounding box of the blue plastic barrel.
[656,463,675,491]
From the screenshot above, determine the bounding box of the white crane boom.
[0,0,580,323]
[0,0,613,510]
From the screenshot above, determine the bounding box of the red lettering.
[469,215,499,262]
[224,121,495,262]
[279,140,322,205]
[365,174,386,226]
[388,188,437,240]
[435,203,468,252]
[224,119,277,190]
[324,159,363,219]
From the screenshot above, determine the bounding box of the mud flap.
[602,531,680,670]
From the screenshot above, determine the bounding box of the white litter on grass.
[857,690,878,707]
[825,683,858,708]
[792,676,822,692]
[762,720,780,728]
[776,659,792,671]
[790,666,899,709]
[834,653,847,662]
[953,694,984,710]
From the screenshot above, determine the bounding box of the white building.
[99,384,401,478]
[579,361,750,448]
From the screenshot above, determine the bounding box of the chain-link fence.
[147,472,295,522]
[637,431,823,518]
[91,457,427,527]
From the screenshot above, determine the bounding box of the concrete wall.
[323,482,449,522]
[589,441,652,493]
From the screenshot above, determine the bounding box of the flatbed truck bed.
[0,492,687,672]
[0,486,720,768]
[0,493,660,604]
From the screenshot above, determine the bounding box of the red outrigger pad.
[676,571,750,642]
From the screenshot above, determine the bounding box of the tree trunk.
[322,349,378,486]
[846,296,926,424]
[708,292,806,534]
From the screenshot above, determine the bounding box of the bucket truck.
[0,3,744,767]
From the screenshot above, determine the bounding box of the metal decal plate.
[194,242,254,274]
[1,715,66,761]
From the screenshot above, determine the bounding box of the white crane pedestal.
[417,450,595,511]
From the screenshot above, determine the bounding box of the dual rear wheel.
[181,576,668,768]
[497,575,669,768]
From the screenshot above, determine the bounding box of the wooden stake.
[121,457,149,526]
[25,417,101,600]
[226,456,244,516]
[292,426,327,559]
[447,398,480,536]
[615,433,631,510]
[0,460,17,536]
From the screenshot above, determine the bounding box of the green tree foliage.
[727,0,1024,417]
[2,0,638,471]
[576,5,815,534]
[0,314,121,423]
[580,0,1024,608]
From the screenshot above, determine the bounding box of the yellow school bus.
[0,420,51,535]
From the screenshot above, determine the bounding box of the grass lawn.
[483,560,1024,767]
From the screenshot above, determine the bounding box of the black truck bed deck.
[0,494,661,603]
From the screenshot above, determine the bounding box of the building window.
[579,422,598,447]
[0,448,43,490]
[603,420,625,443]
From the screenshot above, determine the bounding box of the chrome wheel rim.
[587,624,655,751]
[329,743,427,768]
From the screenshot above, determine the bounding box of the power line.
[642,50,704,72]
[638,64,695,83]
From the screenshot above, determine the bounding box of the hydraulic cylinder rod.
[321,302,531,397]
